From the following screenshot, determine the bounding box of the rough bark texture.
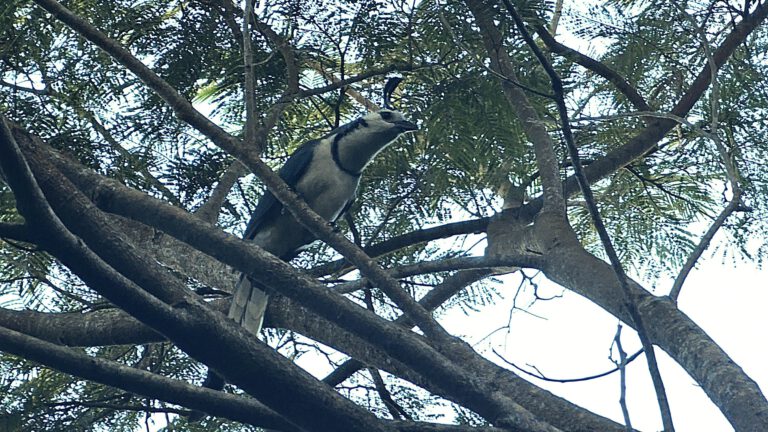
[2,0,767,430]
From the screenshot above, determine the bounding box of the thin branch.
[242,0,258,151]
[612,325,634,432]
[669,190,743,301]
[298,62,432,100]
[549,0,564,35]
[500,1,674,429]
[667,4,744,303]
[81,110,181,205]
[307,61,379,111]
[535,25,652,115]
[332,256,543,295]
[516,0,768,222]
[435,1,554,99]
[493,347,643,384]
[309,217,491,277]
[0,79,49,95]
[363,290,412,421]
[194,160,248,223]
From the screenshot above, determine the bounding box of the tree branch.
[32,0,455,345]
[11,125,568,432]
[193,160,248,223]
[534,25,652,115]
[310,218,491,277]
[0,222,31,243]
[520,0,768,220]
[669,190,743,301]
[1,117,399,432]
[465,0,565,212]
[332,256,541,295]
[0,325,299,431]
[499,2,674,430]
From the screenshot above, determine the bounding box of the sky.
[438,233,767,431]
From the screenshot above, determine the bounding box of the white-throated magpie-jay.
[198,79,417,395]
[229,107,418,334]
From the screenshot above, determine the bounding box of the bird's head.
[359,109,418,134]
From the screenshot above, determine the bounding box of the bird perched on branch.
[201,78,417,392]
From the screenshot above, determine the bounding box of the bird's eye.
[380,111,393,121]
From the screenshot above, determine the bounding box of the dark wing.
[243,139,320,240]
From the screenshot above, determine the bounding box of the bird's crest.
[383,77,403,110]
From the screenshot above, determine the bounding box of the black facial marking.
[359,118,368,127]
[380,111,393,121]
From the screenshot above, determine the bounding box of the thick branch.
[32,0,451,344]
[465,0,565,212]
[518,0,768,221]
[0,325,299,431]
[12,126,566,432]
[0,222,32,243]
[500,2,673,429]
[1,117,396,432]
[542,243,768,431]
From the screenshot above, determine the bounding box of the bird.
[201,78,417,393]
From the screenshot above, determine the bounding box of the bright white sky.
[438,238,767,431]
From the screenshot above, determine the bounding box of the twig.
[535,26,652,115]
[242,0,258,151]
[332,255,544,294]
[492,347,643,384]
[500,2,675,430]
[611,325,633,431]
[0,79,50,95]
[363,289,412,420]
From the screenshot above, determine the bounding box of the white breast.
[294,141,360,221]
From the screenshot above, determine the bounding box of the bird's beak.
[396,120,418,131]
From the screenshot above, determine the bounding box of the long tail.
[228,274,270,335]
[192,275,269,420]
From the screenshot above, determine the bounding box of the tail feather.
[195,274,268,421]
[228,274,269,335]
